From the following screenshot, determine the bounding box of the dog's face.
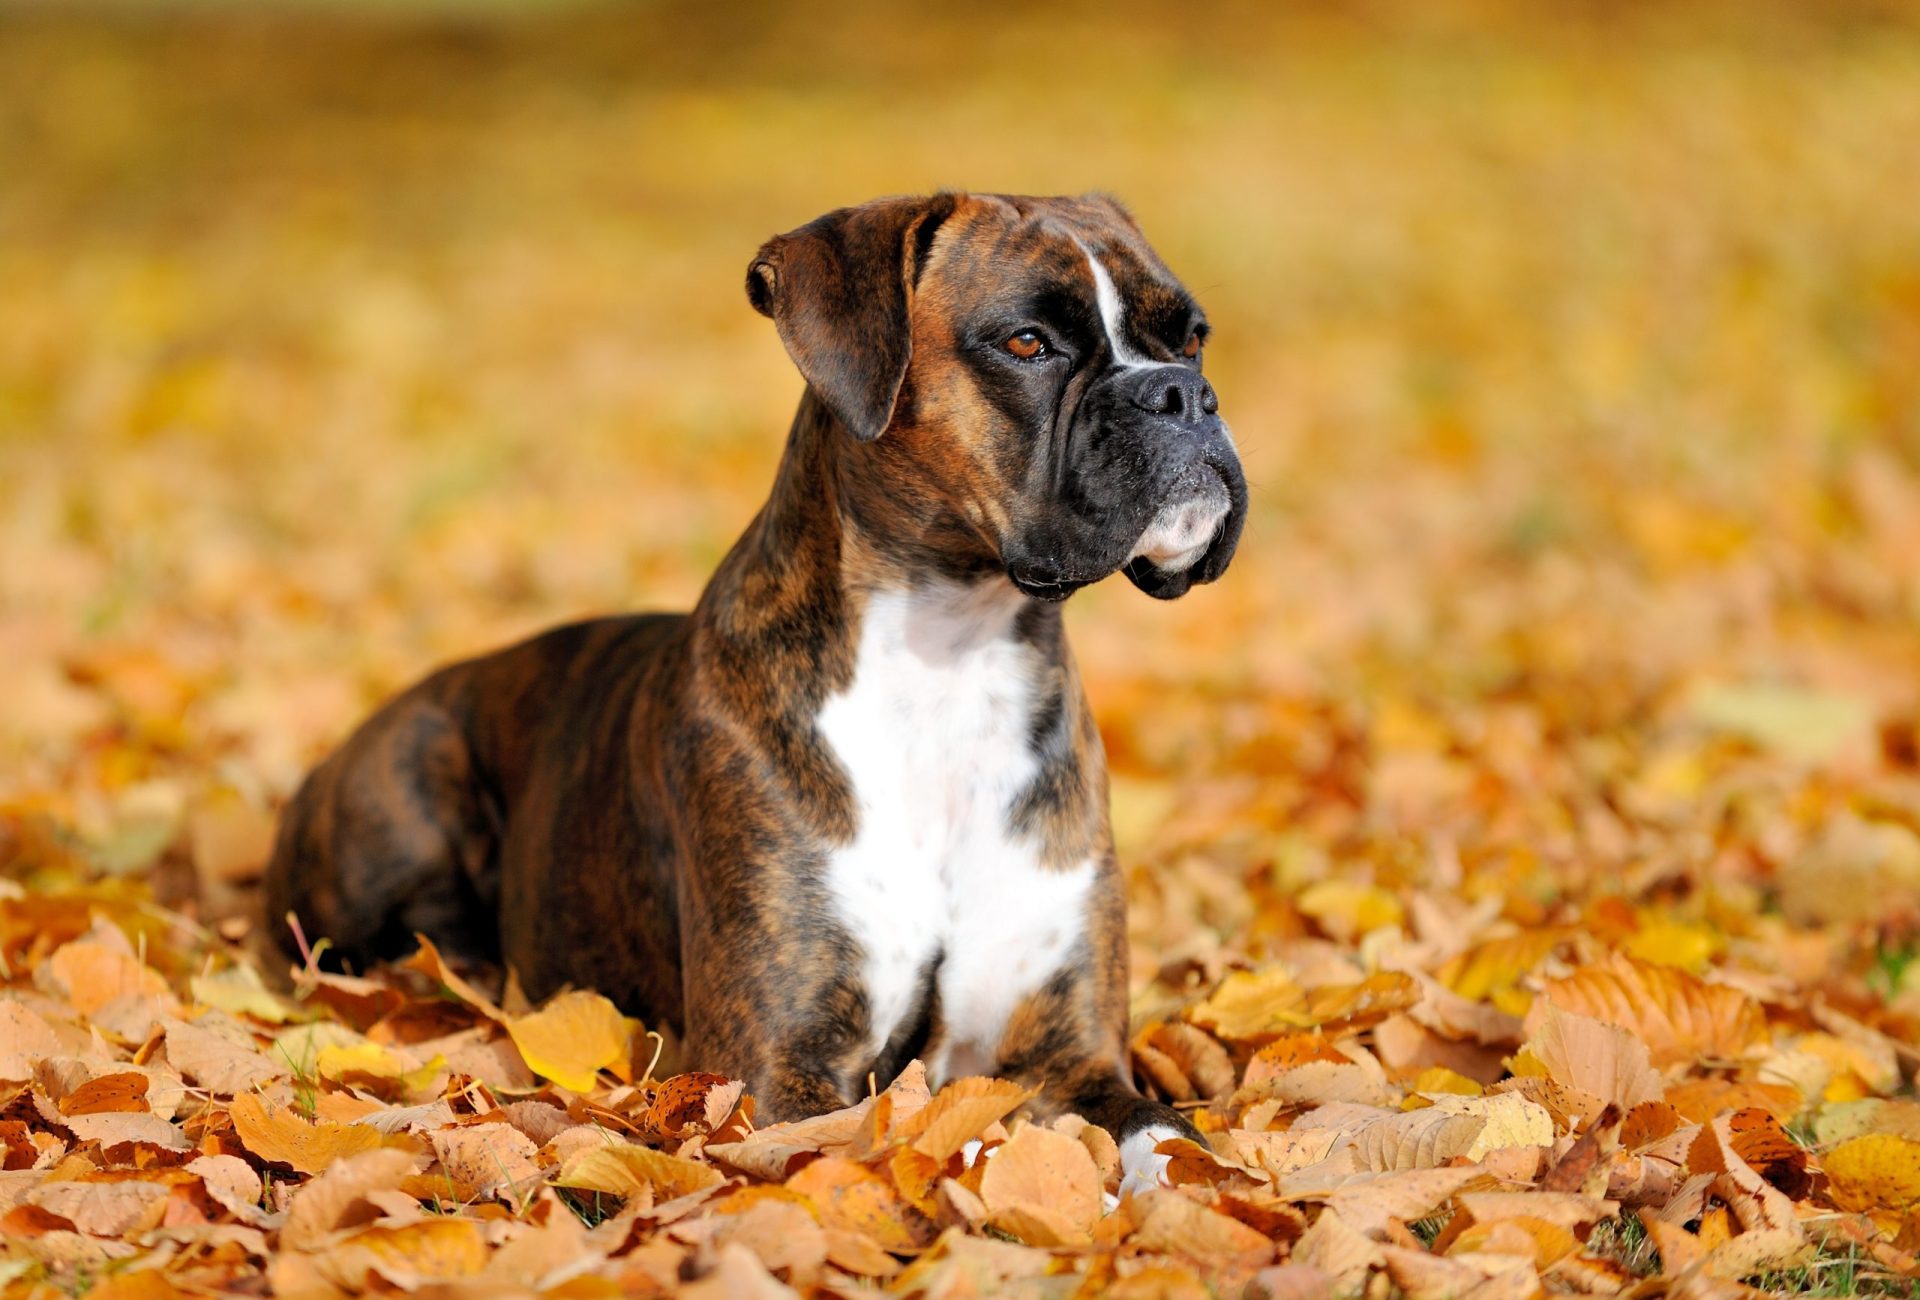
[747,192,1246,600]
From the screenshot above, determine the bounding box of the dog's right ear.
[747,194,958,442]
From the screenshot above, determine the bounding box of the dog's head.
[747,191,1245,601]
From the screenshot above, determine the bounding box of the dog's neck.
[705,388,1061,656]
[689,389,1087,846]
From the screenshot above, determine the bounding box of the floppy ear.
[746,194,957,441]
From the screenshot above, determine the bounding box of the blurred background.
[3,1,1920,981]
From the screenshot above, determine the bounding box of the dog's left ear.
[747,194,958,442]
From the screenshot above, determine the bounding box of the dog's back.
[264,612,687,977]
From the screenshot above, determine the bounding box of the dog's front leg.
[678,911,883,1123]
[991,969,1200,1199]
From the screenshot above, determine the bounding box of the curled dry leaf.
[280,1147,420,1249]
[1513,1006,1662,1116]
[185,1154,264,1223]
[1133,1021,1236,1101]
[899,1076,1034,1163]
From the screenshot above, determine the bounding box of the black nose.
[1127,366,1219,423]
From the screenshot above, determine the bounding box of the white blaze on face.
[1080,243,1154,368]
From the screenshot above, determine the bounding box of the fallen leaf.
[227,1092,386,1174]
[505,989,631,1092]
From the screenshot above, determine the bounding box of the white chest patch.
[814,580,1095,1082]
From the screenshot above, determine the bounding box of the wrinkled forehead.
[918,193,1195,325]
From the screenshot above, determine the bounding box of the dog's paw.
[1115,1123,1184,1201]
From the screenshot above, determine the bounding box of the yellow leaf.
[1296,880,1403,941]
[1185,967,1310,1042]
[505,989,631,1092]
[191,963,299,1023]
[1622,919,1719,973]
[314,1042,443,1095]
[556,1140,723,1200]
[1690,682,1871,764]
[227,1092,385,1174]
[1825,1134,1920,1213]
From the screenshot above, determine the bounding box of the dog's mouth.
[1007,567,1096,602]
[1006,465,1236,603]
[1126,465,1232,577]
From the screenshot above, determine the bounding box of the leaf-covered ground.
[4,3,1920,1296]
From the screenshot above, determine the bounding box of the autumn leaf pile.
[5,2,1920,1296]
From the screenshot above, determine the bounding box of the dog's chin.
[1122,469,1233,600]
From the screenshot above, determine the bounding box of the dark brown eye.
[1005,330,1047,360]
[1181,332,1202,359]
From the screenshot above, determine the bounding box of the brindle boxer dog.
[265,191,1247,1191]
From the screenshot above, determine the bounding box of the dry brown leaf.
[1514,1005,1662,1114]
[63,1112,189,1152]
[1291,1205,1384,1290]
[1130,1188,1276,1272]
[978,1122,1103,1236]
[0,1002,64,1081]
[27,1176,171,1236]
[900,1076,1034,1162]
[43,930,171,1017]
[1185,967,1310,1042]
[1321,1166,1484,1237]
[1301,970,1421,1033]
[186,1153,265,1223]
[162,1016,287,1096]
[399,935,505,1021]
[280,1147,419,1249]
[428,1120,543,1202]
[1534,954,1768,1068]
[710,1197,826,1280]
[1133,1021,1237,1101]
[707,1097,877,1181]
[317,1217,489,1290]
[786,1154,932,1253]
[648,1071,746,1138]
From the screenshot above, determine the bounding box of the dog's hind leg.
[264,685,502,974]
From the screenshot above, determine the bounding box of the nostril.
[1157,381,1184,416]
[1199,382,1218,416]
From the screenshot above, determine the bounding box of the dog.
[264,192,1247,1189]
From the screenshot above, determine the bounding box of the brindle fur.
[266,192,1240,1142]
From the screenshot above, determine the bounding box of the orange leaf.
[227,1093,385,1174]
[1535,953,1768,1068]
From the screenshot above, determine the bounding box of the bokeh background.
[4,1,1920,983]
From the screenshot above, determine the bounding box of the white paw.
[1116,1123,1183,1200]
